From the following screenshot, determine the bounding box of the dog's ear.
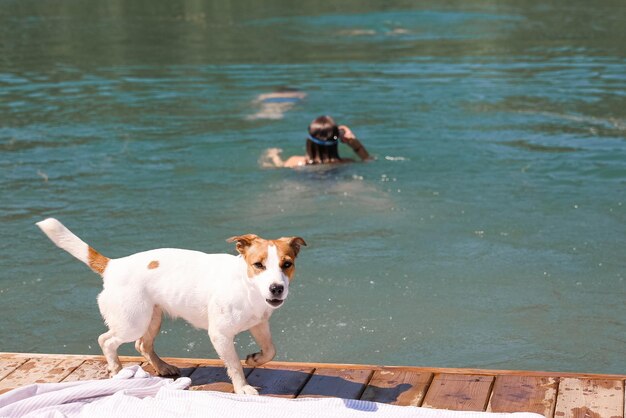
[226,234,259,255]
[279,236,307,257]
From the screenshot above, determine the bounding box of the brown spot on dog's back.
[148,260,159,270]
[88,246,109,275]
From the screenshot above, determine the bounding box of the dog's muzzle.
[266,283,285,307]
[266,298,284,308]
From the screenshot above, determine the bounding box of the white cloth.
[0,366,544,418]
[0,366,189,418]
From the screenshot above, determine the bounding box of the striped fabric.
[0,366,189,417]
[0,366,543,418]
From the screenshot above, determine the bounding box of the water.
[1,0,625,375]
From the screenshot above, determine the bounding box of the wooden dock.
[1,352,624,417]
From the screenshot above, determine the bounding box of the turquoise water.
[1,1,625,374]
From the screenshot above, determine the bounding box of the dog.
[36,218,306,395]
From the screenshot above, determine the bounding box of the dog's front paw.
[236,384,259,395]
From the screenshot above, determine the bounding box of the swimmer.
[261,115,371,168]
[247,87,307,120]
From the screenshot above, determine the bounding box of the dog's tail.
[36,218,109,276]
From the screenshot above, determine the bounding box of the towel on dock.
[0,366,543,418]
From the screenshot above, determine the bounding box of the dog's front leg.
[246,321,276,367]
[209,328,258,395]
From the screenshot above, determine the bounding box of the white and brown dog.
[36,218,306,395]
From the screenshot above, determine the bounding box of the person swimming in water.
[261,115,371,168]
[247,87,307,120]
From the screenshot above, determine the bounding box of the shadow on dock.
[188,364,414,403]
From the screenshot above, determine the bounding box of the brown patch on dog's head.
[276,237,306,257]
[226,234,260,256]
[273,237,307,280]
[227,234,266,278]
[227,235,306,280]
[148,260,159,270]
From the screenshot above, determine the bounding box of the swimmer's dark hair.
[308,115,340,142]
[306,115,341,164]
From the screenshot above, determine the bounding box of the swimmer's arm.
[339,125,371,161]
[259,148,307,168]
[260,148,286,168]
[347,138,370,160]
[284,156,308,168]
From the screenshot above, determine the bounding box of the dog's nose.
[269,283,284,297]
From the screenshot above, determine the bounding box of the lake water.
[1,0,625,375]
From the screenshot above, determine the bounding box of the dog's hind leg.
[134,306,180,376]
[245,321,276,367]
[97,288,153,377]
[98,330,124,377]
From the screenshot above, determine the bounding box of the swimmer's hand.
[338,125,356,143]
[266,147,283,158]
[259,148,285,168]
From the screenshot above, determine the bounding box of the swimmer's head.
[306,115,341,164]
[308,115,340,145]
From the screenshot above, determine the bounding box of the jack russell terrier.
[36,218,306,395]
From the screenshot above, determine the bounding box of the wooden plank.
[0,357,28,381]
[554,378,624,418]
[0,357,59,393]
[3,353,626,380]
[36,358,85,383]
[421,373,495,411]
[189,364,233,392]
[188,364,253,393]
[487,375,558,417]
[2,350,626,418]
[62,359,141,382]
[0,357,82,394]
[360,369,433,406]
[246,365,314,398]
[298,367,373,399]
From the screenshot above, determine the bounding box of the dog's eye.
[282,261,293,269]
[253,262,265,270]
